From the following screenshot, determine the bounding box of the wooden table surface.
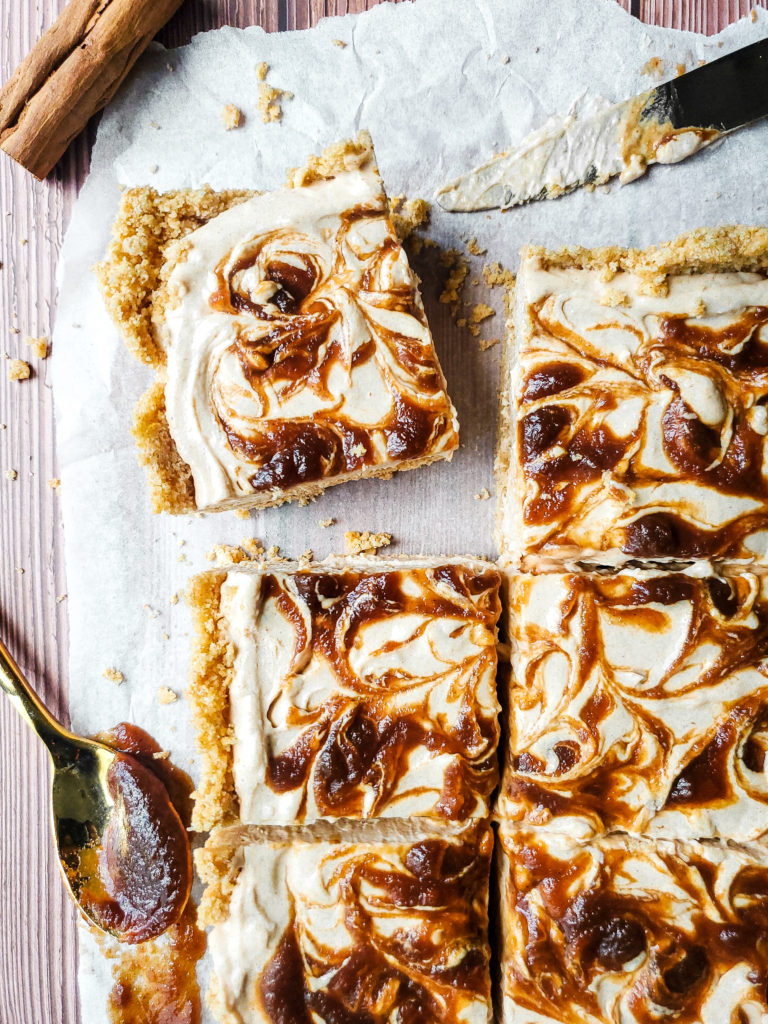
[0,0,765,1020]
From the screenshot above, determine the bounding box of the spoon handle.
[0,637,68,754]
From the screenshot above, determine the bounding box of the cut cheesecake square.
[97,132,458,514]
[189,557,501,831]
[497,226,768,568]
[197,822,494,1024]
[497,825,768,1024]
[497,568,768,842]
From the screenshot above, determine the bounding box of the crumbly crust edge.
[187,570,238,834]
[525,224,768,287]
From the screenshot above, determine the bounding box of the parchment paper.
[50,0,768,1017]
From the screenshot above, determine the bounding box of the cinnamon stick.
[0,0,185,179]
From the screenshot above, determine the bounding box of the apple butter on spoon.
[0,636,191,944]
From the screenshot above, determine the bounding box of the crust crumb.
[388,195,430,242]
[103,668,125,685]
[439,249,469,305]
[152,750,171,760]
[466,237,486,256]
[598,287,630,307]
[24,335,48,359]
[158,687,178,705]
[206,538,265,566]
[641,56,664,78]
[345,530,392,555]
[235,507,251,519]
[483,262,515,289]
[257,66,292,123]
[221,104,243,130]
[467,302,495,337]
[7,359,30,381]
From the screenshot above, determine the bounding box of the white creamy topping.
[222,565,499,824]
[503,255,768,566]
[499,828,768,1024]
[210,838,492,1024]
[164,164,456,510]
[501,570,768,841]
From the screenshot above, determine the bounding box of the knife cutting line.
[437,35,768,212]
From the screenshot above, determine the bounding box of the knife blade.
[436,35,768,212]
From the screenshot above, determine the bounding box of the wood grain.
[0,1,765,1022]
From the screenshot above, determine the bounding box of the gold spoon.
[0,636,192,944]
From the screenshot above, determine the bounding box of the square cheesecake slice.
[497,568,768,842]
[189,557,501,831]
[497,227,768,568]
[497,825,768,1024]
[97,132,458,514]
[198,822,494,1024]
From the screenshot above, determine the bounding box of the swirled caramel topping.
[506,253,768,566]
[163,160,458,510]
[499,570,768,841]
[221,562,501,824]
[208,828,493,1024]
[498,827,768,1024]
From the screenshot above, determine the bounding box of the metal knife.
[436,35,768,212]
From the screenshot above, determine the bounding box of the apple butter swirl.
[499,570,768,841]
[508,254,768,566]
[163,163,457,510]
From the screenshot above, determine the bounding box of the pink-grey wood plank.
[0,1,764,1022]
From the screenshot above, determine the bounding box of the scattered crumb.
[7,359,30,381]
[466,237,486,256]
[483,262,515,289]
[457,317,467,328]
[166,62,174,72]
[24,335,48,359]
[56,594,67,603]
[5,469,17,480]
[149,164,159,174]
[752,7,758,22]
[501,54,510,64]
[162,632,170,641]
[170,592,179,605]
[467,302,495,337]
[350,442,366,458]
[267,544,280,559]
[143,603,160,619]
[256,65,292,123]
[298,549,313,566]
[48,478,60,489]
[16,567,24,575]
[103,668,125,686]
[221,103,244,130]
[474,488,491,501]
[641,56,664,78]
[675,63,686,77]
[152,750,171,760]
[333,38,347,48]
[388,195,430,242]
[319,517,335,528]
[235,507,251,519]
[479,336,500,351]
[207,538,265,566]
[439,249,469,305]
[9,326,19,335]
[345,530,392,556]
[158,686,178,705]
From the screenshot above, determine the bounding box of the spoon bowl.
[0,637,192,944]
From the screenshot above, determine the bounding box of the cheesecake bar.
[497,568,768,841]
[97,133,458,514]
[198,822,494,1024]
[497,227,768,567]
[189,558,501,830]
[497,825,768,1024]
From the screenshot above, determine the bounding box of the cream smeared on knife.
[437,91,719,212]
